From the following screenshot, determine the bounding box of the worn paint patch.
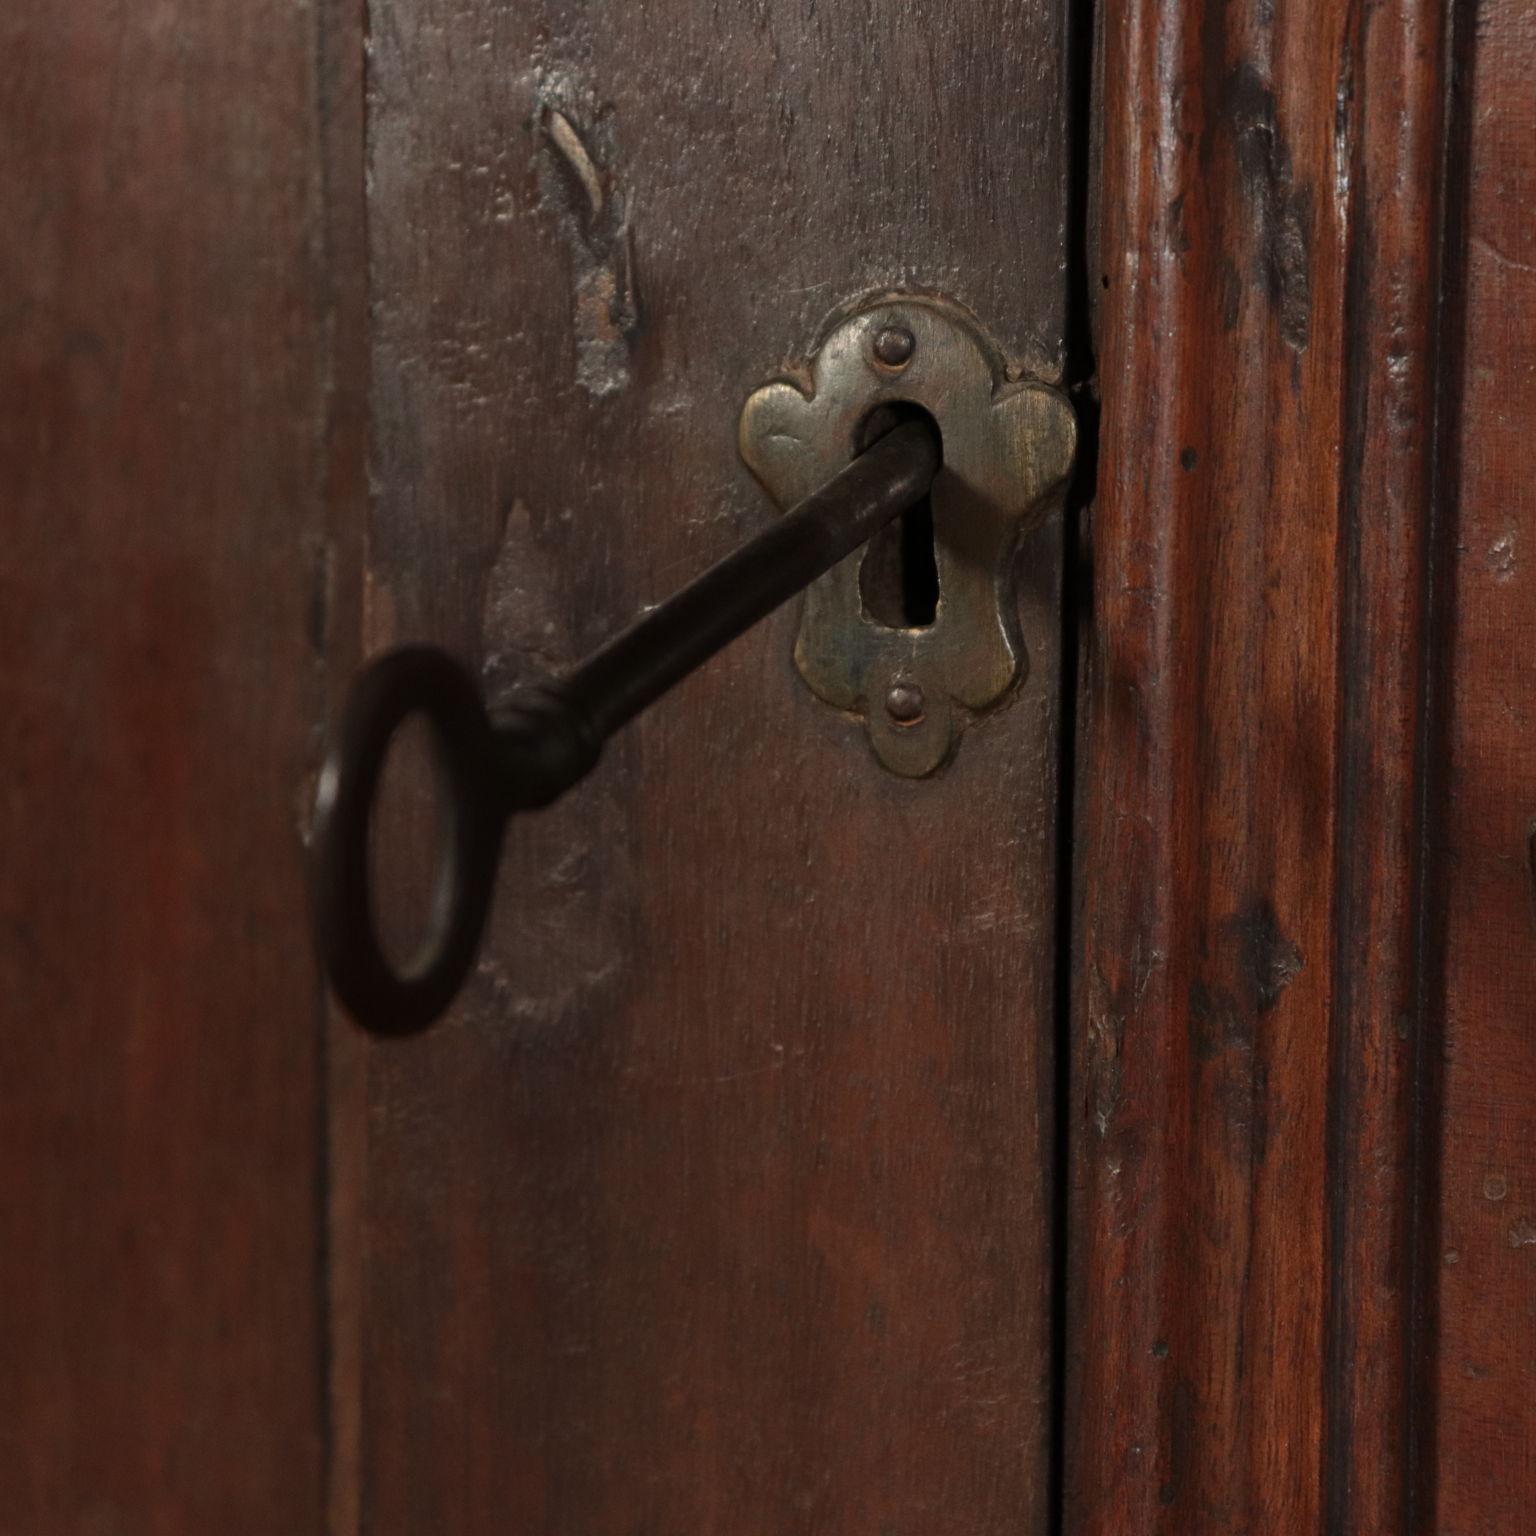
[480,497,579,696]
[1185,899,1301,1166]
[533,78,639,398]
[1230,896,1303,1013]
[1224,62,1314,352]
[1486,529,1517,581]
[474,496,634,1034]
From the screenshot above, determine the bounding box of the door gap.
[1050,0,1101,1531]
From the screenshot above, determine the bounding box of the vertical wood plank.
[0,1,364,1529]
[1324,3,1451,1528]
[1068,0,1453,1530]
[1428,0,1536,1524]
[358,3,1072,1531]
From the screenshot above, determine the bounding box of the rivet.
[872,326,915,369]
[885,681,925,724]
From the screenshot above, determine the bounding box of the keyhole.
[857,403,942,629]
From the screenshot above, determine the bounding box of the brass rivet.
[885,681,925,724]
[872,326,915,369]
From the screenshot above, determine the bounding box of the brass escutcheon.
[739,294,1077,776]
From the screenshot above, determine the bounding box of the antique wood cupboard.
[3,0,1532,1531]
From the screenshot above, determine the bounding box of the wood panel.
[1428,0,1536,1524]
[0,1,363,1530]
[355,3,1073,1531]
[1067,0,1453,1530]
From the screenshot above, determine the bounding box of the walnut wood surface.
[353,3,1072,1531]
[9,3,1534,1529]
[0,1,364,1529]
[1428,0,1536,1526]
[1069,15,1346,1523]
[1069,1,1533,1531]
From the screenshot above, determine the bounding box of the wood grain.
[14,3,1533,1527]
[1427,0,1536,1525]
[1067,1,1456,1530]
[0,1,363,1530]
[355,3,1072,1531]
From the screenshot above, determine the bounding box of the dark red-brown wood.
[1067,0,1459,1531]
[10,3,1536,1530]
[1426,0,1536,1525]
[349,3,1074,1532]
[0,2,363,1529]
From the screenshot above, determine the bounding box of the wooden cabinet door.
[333,4,1076,1533]
[1069,2,1536,1531]
[1,2,359,1528]
[6,2,1536,1533]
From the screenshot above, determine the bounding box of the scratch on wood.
[544,108,604,218]
[535,92,639,398]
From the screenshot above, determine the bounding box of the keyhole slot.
[856,403,942,629]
